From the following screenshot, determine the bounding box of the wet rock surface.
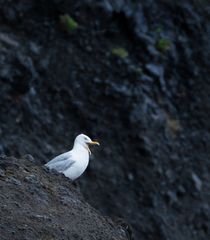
[0,0,210,239]
[0,156,129,240]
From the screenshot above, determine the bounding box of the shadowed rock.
[0,156,129,240]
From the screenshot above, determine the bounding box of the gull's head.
[74,134,100,154]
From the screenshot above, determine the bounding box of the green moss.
[111,48,128,59]
[156,38,171,53]
[60,14,78,31]
[166,114,182,136]
[135,67,143,75]
[155,27,162,33]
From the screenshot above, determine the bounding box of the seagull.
[45,134,100,180]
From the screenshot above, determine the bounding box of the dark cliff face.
[0,156,129,240]
[0,0,210,239]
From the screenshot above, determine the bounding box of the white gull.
[45,134,99,180]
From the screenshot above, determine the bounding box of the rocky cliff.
[0,0,210,239]
[0,155,129,240]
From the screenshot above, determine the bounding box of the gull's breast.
[63,150,89,180]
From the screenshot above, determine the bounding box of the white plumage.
[45,134,99,180]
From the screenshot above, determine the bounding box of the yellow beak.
[89,141,100,146]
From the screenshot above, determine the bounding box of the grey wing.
[45,152,75,172]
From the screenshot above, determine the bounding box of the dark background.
[0,0,210,239]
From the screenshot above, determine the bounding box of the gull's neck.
[73,142,89,154]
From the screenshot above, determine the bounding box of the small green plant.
[111,48,128,59]
[60,14,78,31]
[155,27,162,33]
[135,67,143,75]
[166,114,182,136]
[156,38,171,53]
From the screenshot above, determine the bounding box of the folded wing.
[45,152,75,173]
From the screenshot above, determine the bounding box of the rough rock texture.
[0,156,129,240]
[0,0,210,239]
